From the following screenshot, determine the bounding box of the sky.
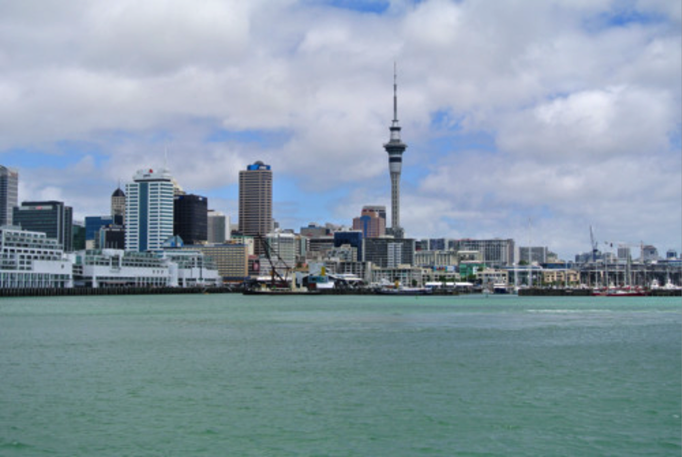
[0,0,680,260]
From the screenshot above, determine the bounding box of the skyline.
[0,0,680,259]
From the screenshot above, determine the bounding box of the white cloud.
[0,0,679,257]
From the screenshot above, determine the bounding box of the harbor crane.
[256,234,292,289]
[590,226,599,262]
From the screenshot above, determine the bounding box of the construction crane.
[256,234,292,289]
[590,226,599,262]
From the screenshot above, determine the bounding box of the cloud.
[497,85,676,161]
[0,0,680,258]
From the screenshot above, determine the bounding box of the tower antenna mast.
[393,62,398,122]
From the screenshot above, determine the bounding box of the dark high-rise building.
[334,231,364,262]
[0,165,19,226]
[174,194,208,245]
[99,225,125,249]
[85,216,116,243]
[383,65,407,238]
[13,200,73,252]
[72,223,86,251]
[365,237,415,268]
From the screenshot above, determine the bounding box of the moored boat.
[376,286,433,295]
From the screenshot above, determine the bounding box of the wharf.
[519,288,681,297]
[518,288,592,296]
[0,286,234,298]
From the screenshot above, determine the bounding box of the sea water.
[0,294,680,456]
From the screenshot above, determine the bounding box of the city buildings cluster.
[1,73,680,292]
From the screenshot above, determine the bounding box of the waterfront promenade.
[1,286,679,298]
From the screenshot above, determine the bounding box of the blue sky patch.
[314,0,390,14]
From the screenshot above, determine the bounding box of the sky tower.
[383,63,407,238]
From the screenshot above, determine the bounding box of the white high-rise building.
[125,168,174,252]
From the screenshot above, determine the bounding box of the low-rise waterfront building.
[371,265,424,287]
[73,249,220,288]
[74,249,169,288]
[178,243,249,283]
[0,226,73,288]
[542,269,579,286]
[477,268,509,287]
[335,261,372,284]
[414,250,459,268]
[161,251,221,288]
[453,239,515,268]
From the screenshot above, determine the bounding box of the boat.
[593,286,648,297]
[493,283,511,294]
[243,287,320,296]
[376,286,433,295]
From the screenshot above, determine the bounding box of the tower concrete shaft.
[383,64,407,235]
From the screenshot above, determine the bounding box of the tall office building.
[334,231,364,262]
[125,168,174,252]
[13,200,73,252]
[362,205,386,222]
[352,206,386,238]
[365,237,415,268]
[174,194,208,245]
[383,65,407,239]
[0,165,19,226]
[239,161,272,254]
[519,246,549,264]
[453,239,516,268]
[111,186,125,224]
[85,215,117,249]
[207,210,230,244]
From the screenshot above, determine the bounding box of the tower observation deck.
[383,64,407,238]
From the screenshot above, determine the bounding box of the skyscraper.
[174,194,208,245]
[125,168,174,252]
[352,206,386,238]
[239,161,272,253]
[207,210,230,244]
[13,200,73,252]
[383,65,407,238]
[111,186,125,224]
[0,165,19,226]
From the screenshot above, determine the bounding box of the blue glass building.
[334,231,364,262]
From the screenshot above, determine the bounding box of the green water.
[1,294,680,456]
